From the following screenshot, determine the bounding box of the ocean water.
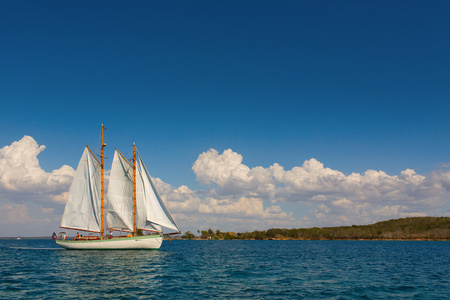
[0,239,448,299]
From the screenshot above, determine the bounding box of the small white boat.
[55,125,180,250]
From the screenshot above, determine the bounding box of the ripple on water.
[0,240,449,299]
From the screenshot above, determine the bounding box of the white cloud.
[153,177,294,232]
[0,136,75,236]
[192,148,277,199]
[0,136,74,195]
[198,196,291,220]
[191,148,450,227]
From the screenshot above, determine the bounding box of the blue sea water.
[0,239,448,299]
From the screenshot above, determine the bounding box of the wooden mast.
[133,142,137,236]
[101,124,107,238]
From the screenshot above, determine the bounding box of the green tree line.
[182,217,450,241]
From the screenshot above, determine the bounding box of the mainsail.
[60,147,102,232]
[106,150,134,232]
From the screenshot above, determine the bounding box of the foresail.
[136,162,163,232]
[106,150,134,232]
[60,147,101,232]
[137,151,180,232]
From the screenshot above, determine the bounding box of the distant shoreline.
[2,237,448,241]
[182,217,450,241]
[170,237,449,241]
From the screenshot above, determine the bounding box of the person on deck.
[76,232,80,240]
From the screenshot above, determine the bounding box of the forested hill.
[239,217,450,240]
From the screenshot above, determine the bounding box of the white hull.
[56,235,163,250]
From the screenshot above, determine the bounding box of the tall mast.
[133,143,137,236]
[101,124,107,237]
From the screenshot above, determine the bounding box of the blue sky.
[1,1,449,236]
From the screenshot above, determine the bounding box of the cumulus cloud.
[193,149,277,199]
[153,177,294,232]
[0,136,74,195]
[191,148,450,227]
[0,136,75,235]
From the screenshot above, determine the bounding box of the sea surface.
[0,239,448,299]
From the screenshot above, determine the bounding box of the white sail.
[136,161,162,232]
[60,147,101,232]
[106,150,134,232]
[137,151,180,232]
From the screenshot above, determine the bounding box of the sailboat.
[55,125,180,250]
